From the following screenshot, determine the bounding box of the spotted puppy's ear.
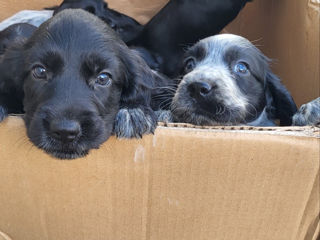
[0,42,26,121]
[113,47,158,139]
[265,71,297,126]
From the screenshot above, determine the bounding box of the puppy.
[0,23,37,55]
[158,34,297,126]
[292,98,320,126]
[0,9,163,159]
[0,10,53,31]
[130,0,253,77]
[53,0,143,43]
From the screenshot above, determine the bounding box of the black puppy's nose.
[188,82,213,98]
[50,120,81,143]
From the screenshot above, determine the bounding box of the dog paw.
[114,108,157,138]
[155,110,173,123]
[0,106,8,122]
[292,97,320,126]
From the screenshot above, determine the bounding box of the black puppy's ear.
[120,48,156,106]
[0,42,26,121]
[265,71,297,126]
[113,47,158,138]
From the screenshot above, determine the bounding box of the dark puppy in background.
[0,23,37,55]
[0,9,166,159]
[158,34,297,126]
[130,0,253,77]
[52,0,143,43]
[0,0,142,44]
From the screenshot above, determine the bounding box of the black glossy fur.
[53,0,143,43]
[0,10,166,159]
[129,0,253,77]
[0,23,37,55]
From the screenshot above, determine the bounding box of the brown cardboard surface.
[0,232,12,240]
[0,116,319,240]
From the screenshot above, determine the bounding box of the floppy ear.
[264,71,297,126]
[114,47,160,138]
[0,42,26,120]
[119,48,157,108]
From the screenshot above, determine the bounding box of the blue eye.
[234,62,249,74]
[96,72,112,86]
[184,58,196,72]
[32,65,47,79]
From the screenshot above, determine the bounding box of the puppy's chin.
[46,148,90,160]
[171,101,245,126]
[171,92,251,126]
[24,113,114,160]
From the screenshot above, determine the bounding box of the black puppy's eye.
[184,58,196,72]
[32,65,47,79]
[234,62,249,74]
[96,72,112,86]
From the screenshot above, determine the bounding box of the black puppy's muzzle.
[49,119,81,143]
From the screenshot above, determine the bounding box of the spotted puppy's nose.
[50,120,81,143]
[188,82,213,99]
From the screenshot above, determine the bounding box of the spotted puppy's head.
[171,34,297,126]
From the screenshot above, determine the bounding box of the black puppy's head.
[172,34,297,126]
[0,23,36,55]
[53,0,142,42]
[8,9,147,159]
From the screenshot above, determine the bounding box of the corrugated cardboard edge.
[158,122,320,138]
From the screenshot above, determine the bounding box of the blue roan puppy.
[159,34,297,126]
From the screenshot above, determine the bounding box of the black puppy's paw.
[156,110,173,123]
[0,106,8,122]
[114,107,157,138]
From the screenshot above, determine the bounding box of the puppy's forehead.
[32,9,119,51]
[194,34,257,63]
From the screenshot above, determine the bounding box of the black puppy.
[0,23,37,55]
[158,34,297,126]
[0,9,165,159]
[53,0,142,43]
[130,0,253,77]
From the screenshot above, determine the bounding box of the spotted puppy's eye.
[96,72,112,86]
[32,65,47,80]
[184,58,196,73]
[234,62,249,74]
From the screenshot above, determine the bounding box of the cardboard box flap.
[295,171,320,240]
[0,117,319,240]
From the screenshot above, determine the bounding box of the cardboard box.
[0,1,319,240]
